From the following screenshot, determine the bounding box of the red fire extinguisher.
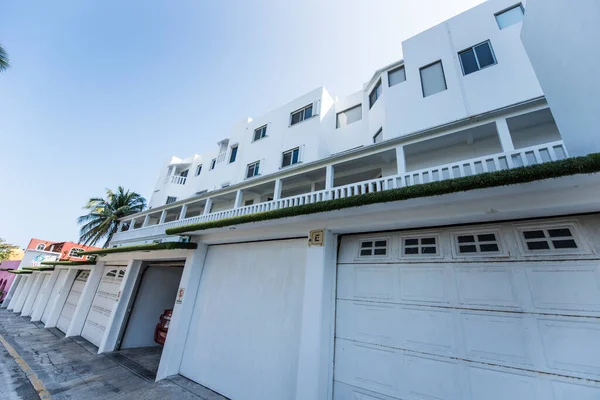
[154,309,172,345]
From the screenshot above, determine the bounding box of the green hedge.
[22,266,55,271]
[166,153,600,235]
[8,270,32,274]
[41,260,96,266]
[79,241,197,256]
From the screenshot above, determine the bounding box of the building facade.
[5,1,600,399]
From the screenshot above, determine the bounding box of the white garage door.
[31,273,52,316]
[81,266,126,347]
[42,269,68,324]
[57,270,90,333]
[180,239,307,400]
[334,219,600,399]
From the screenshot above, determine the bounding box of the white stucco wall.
[521,0,600,157]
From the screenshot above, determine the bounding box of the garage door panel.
[42,270,68,324]
[467,366,540,400]
[526,266,600,312]
[57,272,89,333]
[401,266,447,304]
[455,266,521,308]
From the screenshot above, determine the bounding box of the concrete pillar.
[273,179,282,200]
[234,190,244,209]
[45,269,78,328]
[98,259,142,353]
[496,118,515,152]
[203,198,213,215]
[325,165,334,190]
[396,146,406,175]
[66,263,104,337]
[5,275,25,310]
[159,210,167,224]
[157,244,209,380]
[13,275,34,313]
[295,230,337,400]
[142,214,151,227]
[179,204,188,220]
[21,272,44,316]
[128,218,136,231]
[30,270,61,321]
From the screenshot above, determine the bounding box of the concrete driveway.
[0,309,227,400]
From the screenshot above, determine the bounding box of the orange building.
[26,238,100,261]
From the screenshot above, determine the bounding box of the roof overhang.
[79,242,197,256]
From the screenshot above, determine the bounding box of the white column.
[157,244,209,380]
[396,146,406,175]
[234,190,244,209]
[128,219,136,231]
[98,259,142,353]
[13,274,35,313]
[142,214,151,227]
[325,165,334,190]
[117,220,126,232]
[30,270,60,321]
[21,272,44,316]
[159,210,167,224]
[310,182,317,192]
[179,204,188,220]
[295,230,337,400]
[496,118,515,152]
[273,179,282,200]
[203,198,213,215]
[45,269,79,328]
[5,275,25,310]
[66,263,104,337]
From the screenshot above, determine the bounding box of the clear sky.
[0,0,485,248]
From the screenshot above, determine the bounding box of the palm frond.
[0,44,9,72]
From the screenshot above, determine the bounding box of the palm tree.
[0,44,9,72]
[78,187,147,247]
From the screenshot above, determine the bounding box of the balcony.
[164,175,187,185]
[112,140,567,244]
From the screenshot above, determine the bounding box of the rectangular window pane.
[360,249,372,256]
[361,241,373,248]
[458,235,475,243]
[254,130,261,141]
[405,247,419,255]
[405,239,418,246]
[369,81,381,108]
[496,4,524,29]
[229,147,238,163]
[459,245,477,253]
[474,43,495,68]
[292,148,299,164]
[388,66,406,86]
[524,230,546,239]
[336,105,362,128]
[373,248,387,255]
[420,61,446,97]
[374,240,387,247]
[478,234,496,242]
[527,241,550,250]
[282,152,292,167]
[552,239,577,249]
[480,243,499,252]
[422,246,437,254]
[291,111,301,125]
[460,49,479,75]
[304,105,312,119]
[548,228,572,238]
[421,237,436,245]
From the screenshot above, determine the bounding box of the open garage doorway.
[115,261,184,377]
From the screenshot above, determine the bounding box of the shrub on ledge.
[79,241,197,256]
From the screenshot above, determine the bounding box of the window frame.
[369,80,382,109]
[68,247,85,258]
[290,104,314,126]
[336,104,362,129]
[36,243,46,251]
[246,161,260,179]
[459,40,497,76]
[451,229,508,258]
[513,221,590,256]
[420,60,447,98]
[210,158,216,170]
[253,125,268,142]
[166,196,177,205]
[229,145,238,163]
[373,128,383,144]
[388,65,406,87]
[495,3,525,30]
[356,237,391,260]
[400,234,442,258]
[281,147,301,168]
[195,164,203,176]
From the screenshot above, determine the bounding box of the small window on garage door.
[401,234,441,258]
[452,230,506,257]
[515,222,588,255]
[357,238,390,260]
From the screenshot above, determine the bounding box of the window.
[246,161,260,178]
[253,125,267,141]
[166,196,177,205]
[244,199,254,206]
[373,128,383,144]
[403,236,438,256]
[521,227,578,251]
[388,66,406,87]
[210,158,216,170]
[290,105,313,126]
[68,248,84,258]
[281,148,300,168]
[369,80,382,108]
[459,41,497,75]
[495,3,524,29]
[456,233,501,254]
[195,164,202,176]
[358,239,388,257]
[420,61,447,97]
[229,145,238,163]
[336,105,362,128]
[36,243,45,250]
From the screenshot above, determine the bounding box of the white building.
[6,1,600,399]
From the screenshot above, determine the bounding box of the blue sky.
[0,0,484,248]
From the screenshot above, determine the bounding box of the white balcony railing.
[113,141,568,243]
[163,175,187,185]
